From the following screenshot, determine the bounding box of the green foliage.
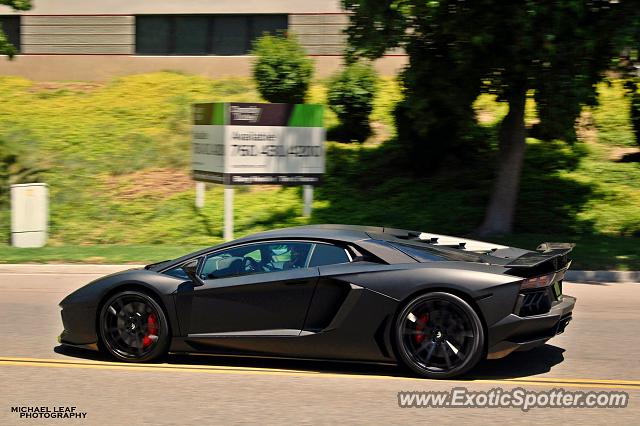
[370,77,403,130]
[0,1,31,58]
[342,0,640,165]
[0,136,44,205]
[0,23,16,58]
[592,80,636,147]
[0,72,261,244]
[0,73,257,176]
[613,47,640,146]
[343,0,640,236]
[0,0,30,8]
[251,34,314,104]
[327,61,378,142]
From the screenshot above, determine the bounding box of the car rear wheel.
[98,290,169,362]
[394,292,484,379]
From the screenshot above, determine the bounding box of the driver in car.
[283,246,307,270]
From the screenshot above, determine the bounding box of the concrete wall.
[0,55,407,81]
[0,0,343,14]
[15,14,351,56]
[21,15,134,54]
[289,14,348,55]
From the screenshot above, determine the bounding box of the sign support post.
[302,185,313,217]
[195,182,205,209]
[224,185,234,241]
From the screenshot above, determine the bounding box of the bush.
[0,137,43,206]
[251,34,314,104]
[327,61,378,142]
[592,80,636,147]
[0,26,17,58]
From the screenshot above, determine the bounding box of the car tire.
[98,290,170,362]
[394,291,484,379]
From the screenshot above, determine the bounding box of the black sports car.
[59,225,576,379]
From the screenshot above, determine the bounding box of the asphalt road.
[1,266,638,425]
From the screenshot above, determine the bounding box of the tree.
[251,34,314,104]
[343,0,640,236]
[0,1,30,58]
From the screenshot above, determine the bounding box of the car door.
[184,241,319,336]
[301,242,358,332]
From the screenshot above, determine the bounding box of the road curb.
[565,270,640,283]
[0,264,638,283]
[0,264,143,274]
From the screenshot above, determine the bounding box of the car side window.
[308,243,350,267]
[164,265,190,280]
[199,241,313,280]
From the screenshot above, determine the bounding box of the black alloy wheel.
[99,290,169,362]
[395,292,484,379]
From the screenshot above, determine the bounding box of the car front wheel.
[98,290,170,362]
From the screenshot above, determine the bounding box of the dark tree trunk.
[477,85,527,237]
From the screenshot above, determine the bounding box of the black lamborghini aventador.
[58,225,576,379]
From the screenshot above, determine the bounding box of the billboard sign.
[192,102,325,185]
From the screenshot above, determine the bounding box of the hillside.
[0,72,638,269]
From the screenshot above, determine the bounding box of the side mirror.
[182,260,204,287]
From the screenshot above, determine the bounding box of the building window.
[135,15,287,56]
[0,16,20,52]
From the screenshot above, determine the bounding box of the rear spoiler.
[506,243,574,269]
[536,242,575,252]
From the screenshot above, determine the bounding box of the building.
[0,0,406,81]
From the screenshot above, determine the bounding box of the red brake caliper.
[142,313,158,348]
[414,314,429,344]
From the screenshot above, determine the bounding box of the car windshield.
[200,242,313,279]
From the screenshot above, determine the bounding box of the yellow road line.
[1,357,639,390]
[503,376,640,385]
[0,356,313,374]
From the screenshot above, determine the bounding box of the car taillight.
[520,273,554,290]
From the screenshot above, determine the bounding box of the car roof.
[231,224,383,243]
[146,224,410,271]
[146,224,501,271]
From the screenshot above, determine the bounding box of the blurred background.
[0,0,638,270]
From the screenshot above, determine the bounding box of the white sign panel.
[192,103,325,185]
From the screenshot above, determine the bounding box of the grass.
[0,72,638,269]
[0,245,204,264]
